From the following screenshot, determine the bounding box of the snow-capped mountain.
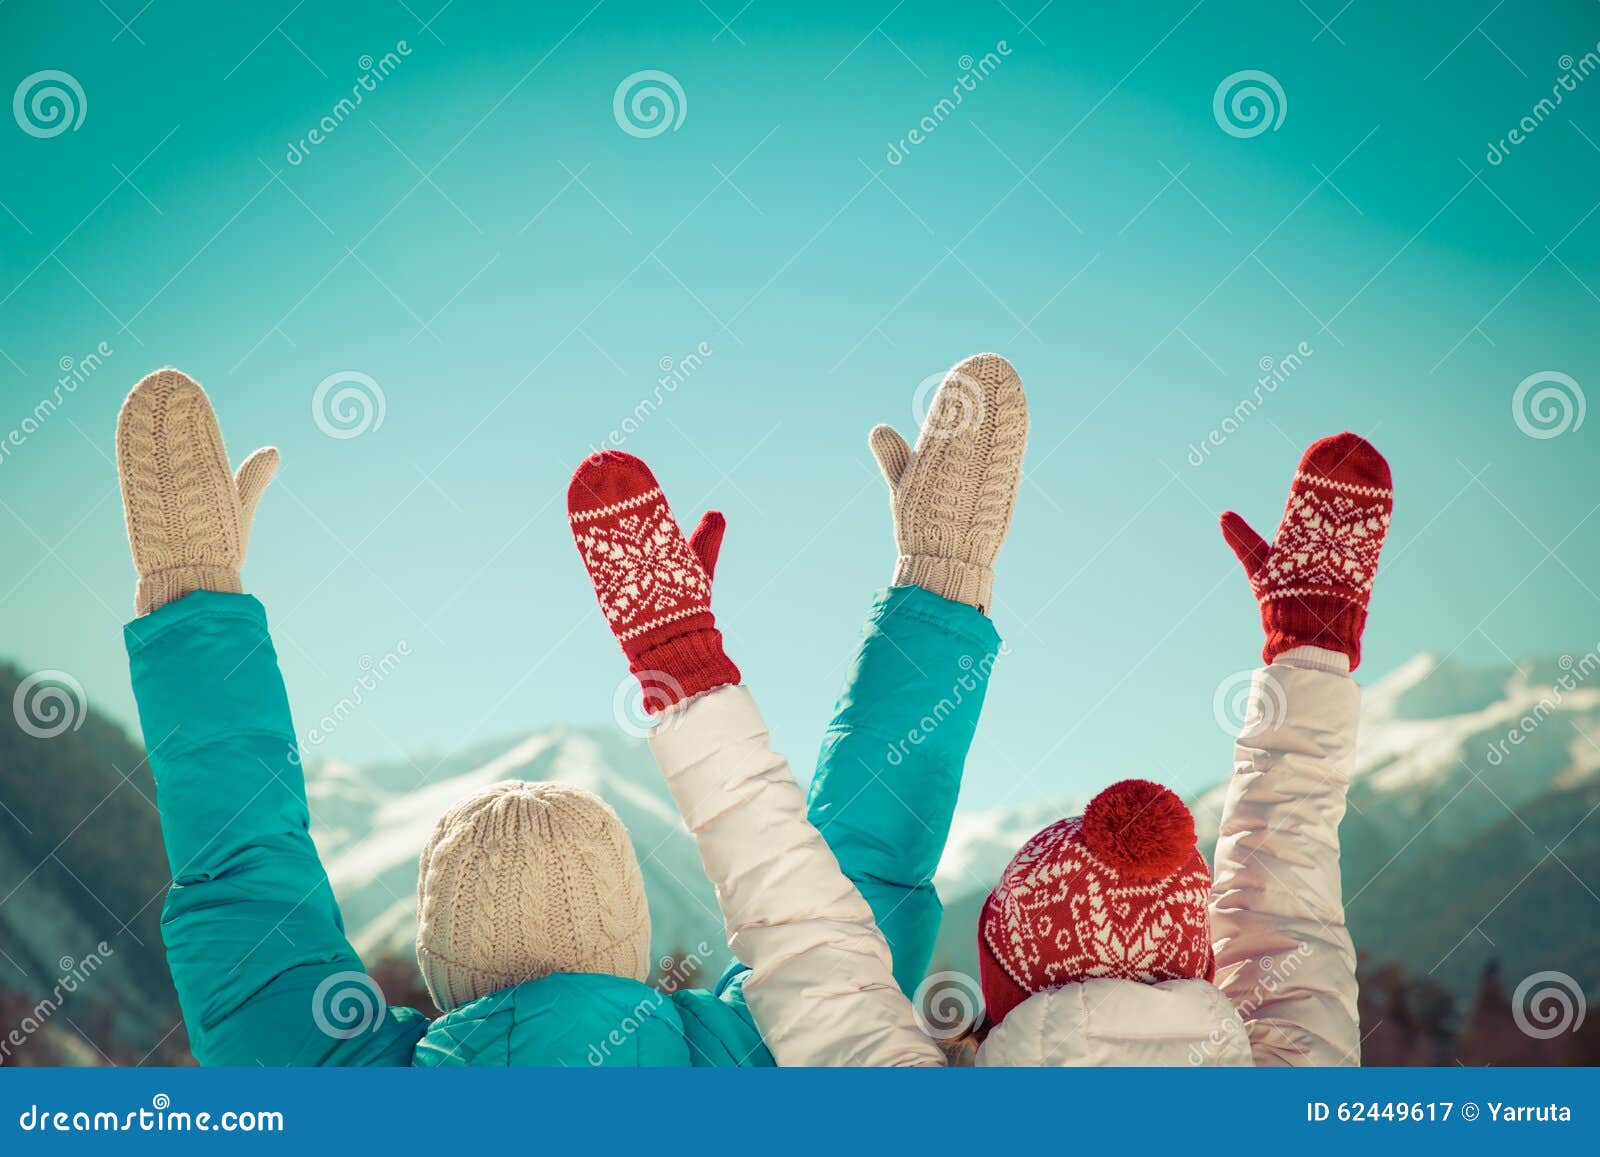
[306,727,729,978]
[306,650,1600,1001]
[1191,651,1600,855]
[8,649,1591,1065]
[930,652,1600,994]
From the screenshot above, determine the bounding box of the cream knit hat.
[416,780,652,1012]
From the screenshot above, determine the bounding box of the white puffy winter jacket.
[651,647,1362,1068]
[649,684,944,1067]
[1208,647,1362,1066]
[975,978,1254,1065]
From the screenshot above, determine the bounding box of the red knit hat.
[977,779,1215,1027]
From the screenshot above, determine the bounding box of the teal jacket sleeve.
[806,585,1001,995]
[125,591,427,1066]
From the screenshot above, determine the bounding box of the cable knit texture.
[416,780,651,1013]
[870,352,1028,612]
[568,451,739,711]
[116,368,280,616]
[1220,432,1392,670]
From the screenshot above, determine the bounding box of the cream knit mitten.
[116,368,280,617]
[869,352,1028,613]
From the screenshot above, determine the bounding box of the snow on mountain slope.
[930,652,1600,991]
[934,799,1079,900]
[309,652,1600,999]
[1183,652,1600,850]
[307,727,728,976]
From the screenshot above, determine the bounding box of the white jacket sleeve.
[649,684,944,1067]
[1209,649,1362,1066]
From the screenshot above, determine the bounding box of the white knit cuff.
[135,565,244,617]
[891,554,994,613]
[1272,644,1350,676]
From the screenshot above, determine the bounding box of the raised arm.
[568,451,941,1067]
[652,685,941,1066]
[1209,431,1392,1066]
[1210,650,1361,1065]
[806,586,999,995]
[118,370,425,1066]
[807,353,1025,995]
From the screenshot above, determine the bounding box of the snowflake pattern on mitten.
[571,487,712,642]
[1254,473,1392,608]
[1221,432,1393,669]
[568,451,739,712]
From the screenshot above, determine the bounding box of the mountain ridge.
[4,647,1596,1066]
[928,649,1600,994]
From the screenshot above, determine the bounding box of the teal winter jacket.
[720,585,1001,1000]
[126,591,771,1067]
[806,585,1000,993]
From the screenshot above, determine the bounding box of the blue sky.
[2,0,1597,809]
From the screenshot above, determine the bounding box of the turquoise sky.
[2,0,1596,809]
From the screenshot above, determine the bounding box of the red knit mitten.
[1220,432,1393,670]
[568,451,739,713]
